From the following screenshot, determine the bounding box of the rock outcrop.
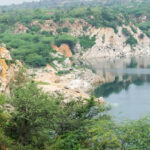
[53,44,72,57]
[14,23,28,34]
[28,64,104,102]
[83,25,150,58]
[0,47,20,94]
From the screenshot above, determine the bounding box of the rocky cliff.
[82,25,150,58]
[0,47,20,94]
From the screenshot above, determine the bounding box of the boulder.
[98,97,104,103]
[63,58,72,66]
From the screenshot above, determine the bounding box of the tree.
[25,53,46,67]
[0,95,12,150]
[55,34,77,50]
[5,71,111,149]
[7,83,59,148]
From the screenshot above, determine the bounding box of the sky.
[0,0,40,6]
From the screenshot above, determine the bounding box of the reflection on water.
[94,75,150,98]
[86,56,150,120]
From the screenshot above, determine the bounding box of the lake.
[87,56,150,120]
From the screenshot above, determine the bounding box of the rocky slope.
[28,62,104,102]
[21,18,150,57]
[82,25,150,58]
[15,19,150,59]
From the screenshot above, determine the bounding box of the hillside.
[0,2,150,68]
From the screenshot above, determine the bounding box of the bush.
[139,33,144,39]
[126,35,138,46]
[57,70,71,75]
[69,18,75,24]
[41,31,53,36]
[79,35,96,50]
[25,53,46,67]
[122,28,131,37]
[56,28,62,33]
[83,26,88,31]
[131,26,137,33]
[62,27,70,32]
[88,118,150,150]
[55,34,77,50]
[29,25,41,32]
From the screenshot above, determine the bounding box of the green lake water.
[88,56,150,120]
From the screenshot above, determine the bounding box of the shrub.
[56,28,62,33]
[83,26,88,31]
[55,34,77,50]
[69,19,75,24]
[131,26,137,33]
[25,53,46,67]
[62,27,70,33]
[139,33,144,39]
[126,35,138,46]
[88,118,150,150]
[122,28,131,37]
[79,35,96,50]
[41,31,53,36]
[29,25,41,32]
[57,70,71,75]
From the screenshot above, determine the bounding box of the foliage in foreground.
[0,72,150,149]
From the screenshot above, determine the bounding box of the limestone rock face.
[83,25,150,58]
[0,47,20,94]
[0,47,11,60]
[74,42,82,53]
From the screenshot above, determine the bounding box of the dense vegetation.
[0,68,150,149]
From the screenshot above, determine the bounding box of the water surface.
[87,56,150,120]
